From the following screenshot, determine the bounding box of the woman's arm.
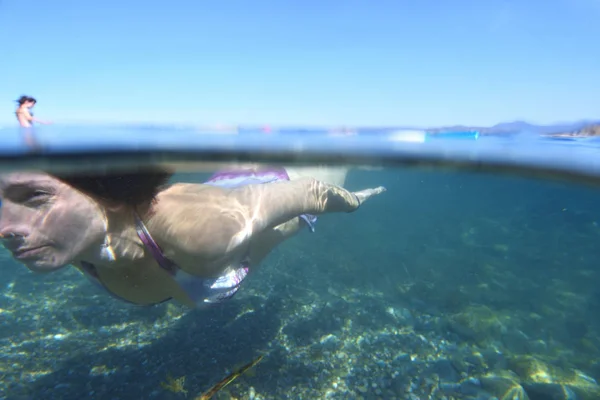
[18,109,52,125]
[31,116,52,125]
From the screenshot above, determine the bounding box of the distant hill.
[425,119,600,135]
[543,124,600,138]
[490,121,538,132]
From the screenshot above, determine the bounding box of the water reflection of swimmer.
[0,166,385,308]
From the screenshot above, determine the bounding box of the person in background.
[15,95,52,128]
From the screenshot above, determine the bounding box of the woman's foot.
[353,186,387,205]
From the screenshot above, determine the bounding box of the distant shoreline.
[543,124,600,138]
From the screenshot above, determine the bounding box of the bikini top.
[15,109,33,117]
[81,213,249,307]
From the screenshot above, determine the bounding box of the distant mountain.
[425,119,600,135]
[490,120,538,132]
[543,124,600,138]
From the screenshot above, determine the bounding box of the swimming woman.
[0,166,385,308]
[15,95,52,128]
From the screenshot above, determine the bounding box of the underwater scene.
[1,165,600,400]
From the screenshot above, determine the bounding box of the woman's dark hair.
[58,168,174,208]
[16,95,36,105]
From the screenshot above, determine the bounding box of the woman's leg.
[246,217,303,269]
[235,177,386,234]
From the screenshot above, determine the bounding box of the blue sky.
[1,0,598,127]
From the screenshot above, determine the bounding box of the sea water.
[0,126,599,400]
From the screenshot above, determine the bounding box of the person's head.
[16,95,37,108]
[0,168,172,273]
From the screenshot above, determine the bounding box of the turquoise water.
[1,167,600,399]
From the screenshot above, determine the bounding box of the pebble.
[357,385,368,394]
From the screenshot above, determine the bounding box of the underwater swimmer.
[0,166,385,308]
